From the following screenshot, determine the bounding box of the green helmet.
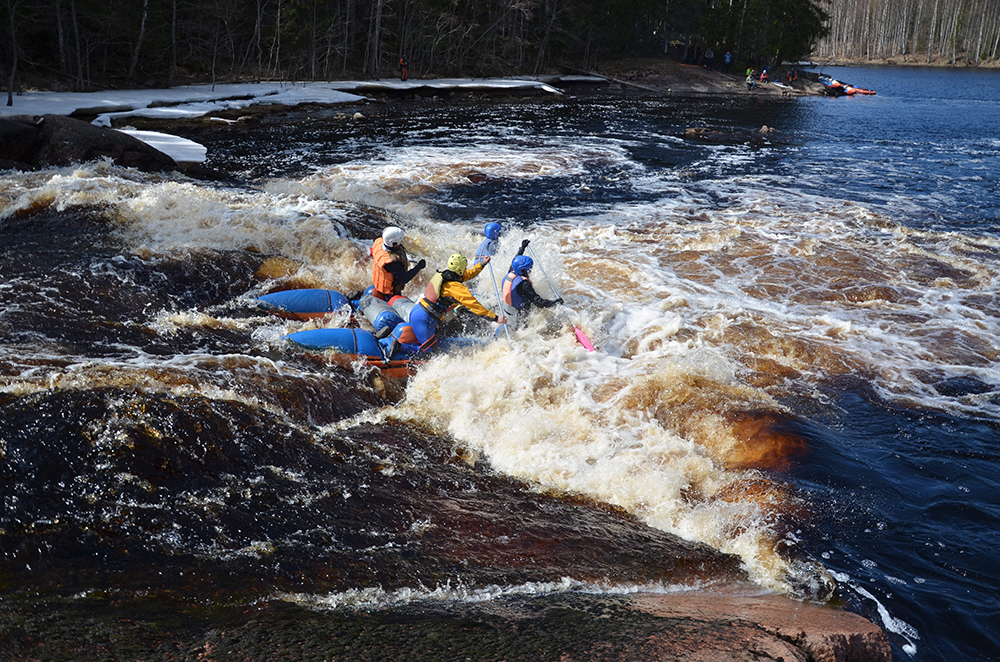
[447,253,468,274]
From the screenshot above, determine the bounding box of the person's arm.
[444,282,498,320]
[516,280,561,308]
[515,238,529,257]
[386,259,426,287]
[461,260,486,281]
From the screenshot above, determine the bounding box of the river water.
[1,65,998,661]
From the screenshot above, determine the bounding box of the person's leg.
[407,305,438,352]
[380,323,421,357]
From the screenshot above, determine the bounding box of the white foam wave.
[278,576,703,612]
[5,131,998,601]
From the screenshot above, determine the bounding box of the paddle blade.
[574,326,596,352]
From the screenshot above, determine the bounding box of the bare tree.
[127,0,150,83]
[69,0,84,88]
[6,0,22,105]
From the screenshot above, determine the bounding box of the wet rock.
[0,115,41,168]
[0,590,891,662]
[1,114,233,181]
[1,113,178,172]
[30,114,178,171]
[683,125,789,146]
[630,591,892,662]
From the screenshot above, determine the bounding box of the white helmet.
[382,226,404,248]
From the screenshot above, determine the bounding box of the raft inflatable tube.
[358,293,404,334]
[285,327,382,354]
[284,327,417,378]
[256,289,351,321]
[389,295,416,321]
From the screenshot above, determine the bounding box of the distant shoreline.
[807,56,1000,69]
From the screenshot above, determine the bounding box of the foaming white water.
[5,132,997,600]
[529,185,1000,419]
[264,141,628,211]
[388,329,817,594]
[271,135,1000,595]
[278,576,703,612]
[0,162,375,293]
[831,571,920,656]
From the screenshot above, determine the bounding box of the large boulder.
[32,114,178,171]
[0,115,41,169]
[0,114,177,172]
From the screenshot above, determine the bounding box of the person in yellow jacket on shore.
[370,226,425,301]
[380,253,506,357]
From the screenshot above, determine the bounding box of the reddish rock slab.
[626,590,891,662]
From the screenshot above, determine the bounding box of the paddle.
[526,245,596,352]
[486,259,514,350]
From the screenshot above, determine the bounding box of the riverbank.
[590,57,822,96]
[810,54,1000,68]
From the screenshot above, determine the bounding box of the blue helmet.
[511,255,533,276]
[484,222,502,240]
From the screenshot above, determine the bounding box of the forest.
[817,0,1000,64]
[2,0,828,94]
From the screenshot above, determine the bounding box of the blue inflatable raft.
[256,288,351,321]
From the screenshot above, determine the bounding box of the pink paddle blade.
[574,326,596,352]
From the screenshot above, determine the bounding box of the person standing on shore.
[723,51,732,73]
[704,49,714,71]
[399,56,408,81]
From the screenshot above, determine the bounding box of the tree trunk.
[910,0,925,56]
[127,0,150,83]
[534,0,560,75]
[973,0,986,64]
[992,0,1000,60]
[343,0,354,74]
[269,0,282,79]
[6,0,20,106]
[54,0,68,74]
[168,0,177,86]
[254,0,267,81]
[69,0,84,89]
[948,1,960,64]
[366,0,385,79]
[926,0,938,62]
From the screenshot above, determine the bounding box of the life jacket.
[501,272,525,311]
[418,271,461,320]
[371,237,408,297]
